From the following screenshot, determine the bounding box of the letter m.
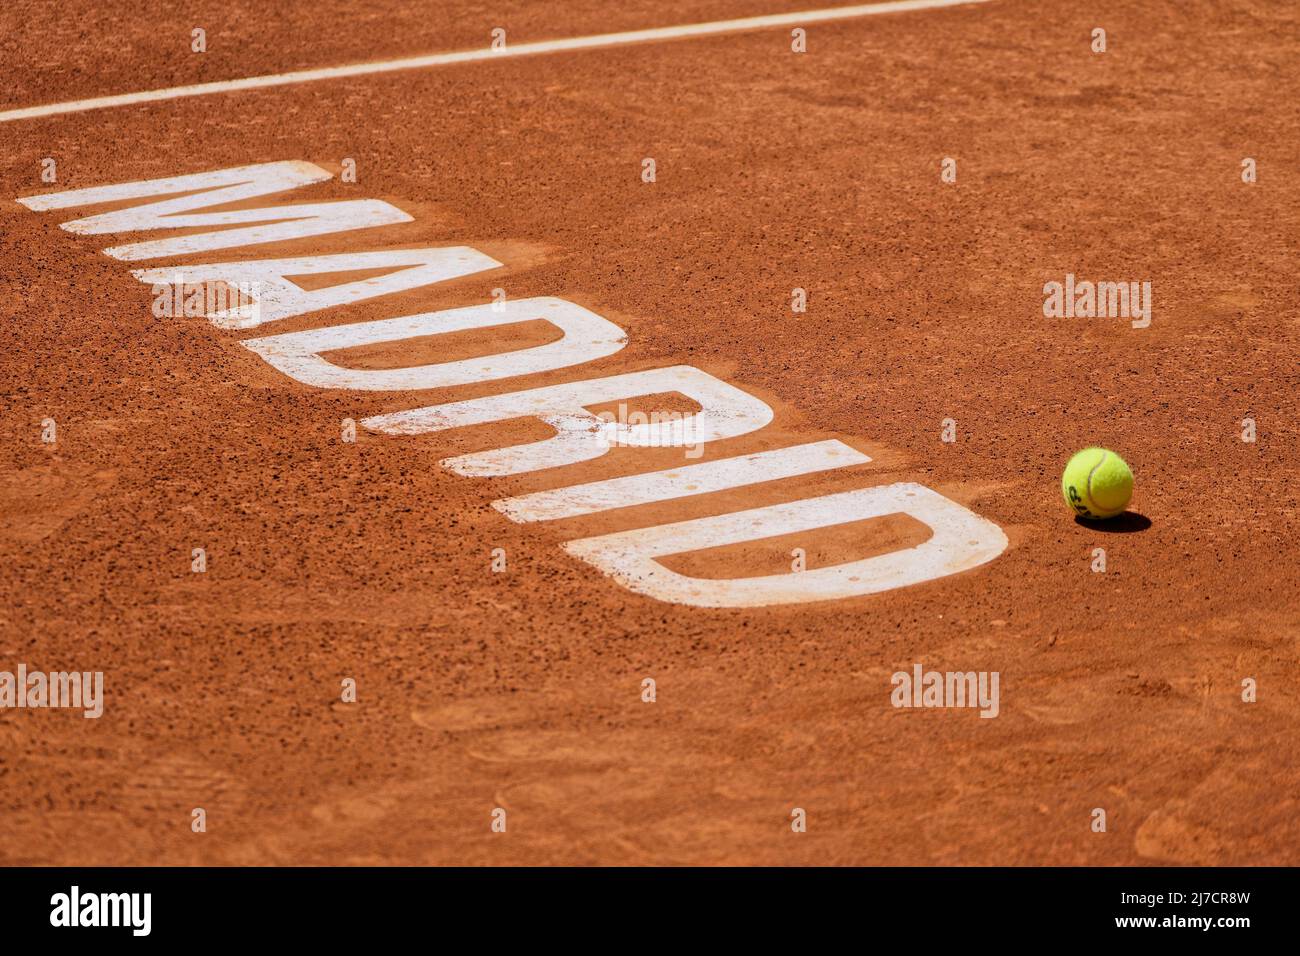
[16,161,410,261]
[101,894,130,926]
[48,671,81,709]
[945,671,977,708]
[1096,281,1129,319]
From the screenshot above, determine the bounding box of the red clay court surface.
[1,0,1298,865]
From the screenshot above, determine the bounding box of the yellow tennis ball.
[1061,447,1133,519]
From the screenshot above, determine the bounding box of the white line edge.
[0,0,992,123]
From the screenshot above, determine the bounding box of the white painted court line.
[0,0,991,123]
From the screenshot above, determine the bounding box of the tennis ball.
[1061,447,1133,519]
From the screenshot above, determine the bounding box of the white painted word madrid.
[17,161,1007,607]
